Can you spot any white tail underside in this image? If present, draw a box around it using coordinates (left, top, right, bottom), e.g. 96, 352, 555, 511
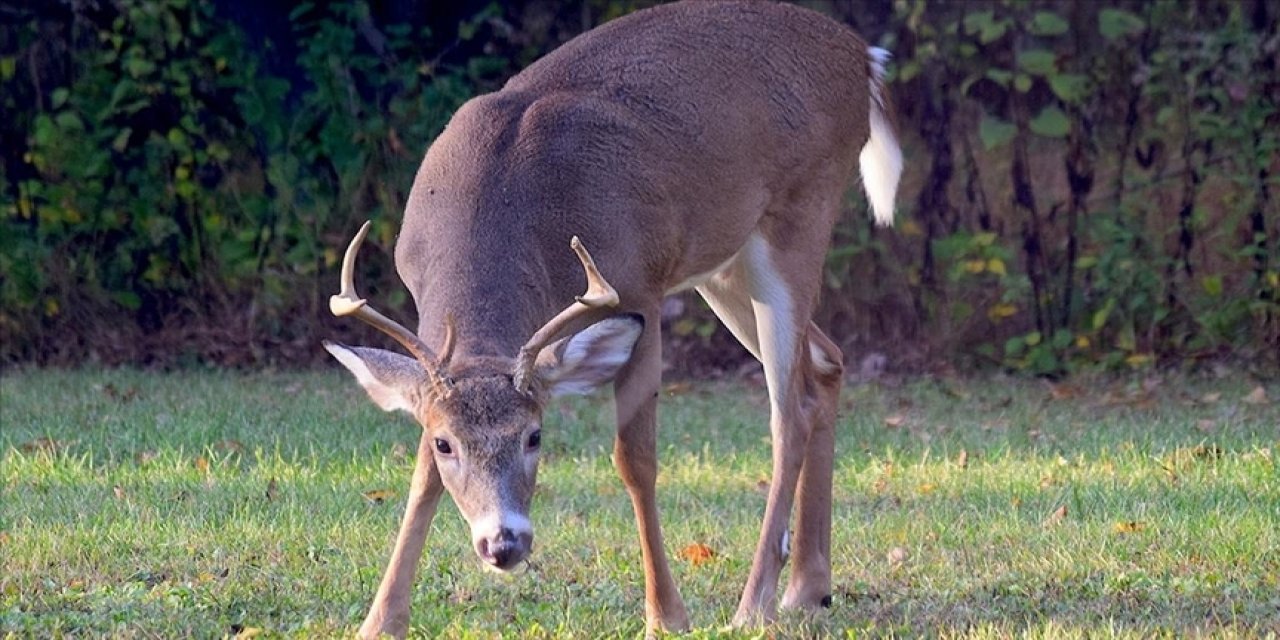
859, 46, 903, 227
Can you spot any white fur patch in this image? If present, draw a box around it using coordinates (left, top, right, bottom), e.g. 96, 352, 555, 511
861, 46, 902, 227
742, 234, 795, 415
323, 342, 414, 414
780, 529, 791, 561
808, 339, 840, 376
469, 510, 533, 543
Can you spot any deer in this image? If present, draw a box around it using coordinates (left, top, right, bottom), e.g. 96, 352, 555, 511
323, 1, 902, 637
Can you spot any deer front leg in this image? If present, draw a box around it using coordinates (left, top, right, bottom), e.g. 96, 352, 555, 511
358, 431, 445, 640
612, 313, 690, 636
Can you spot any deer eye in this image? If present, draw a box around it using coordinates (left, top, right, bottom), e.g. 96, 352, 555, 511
527, 430, 541, 450
434, 438, 453, 455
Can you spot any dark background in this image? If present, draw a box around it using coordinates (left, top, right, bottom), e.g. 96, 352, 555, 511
1, 0, 1276, 376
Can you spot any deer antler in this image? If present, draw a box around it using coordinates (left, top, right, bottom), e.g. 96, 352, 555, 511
512, 236, 619, 393
331, 221, 455, 392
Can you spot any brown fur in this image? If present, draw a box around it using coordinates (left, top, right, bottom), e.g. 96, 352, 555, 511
328, 2, 897, 637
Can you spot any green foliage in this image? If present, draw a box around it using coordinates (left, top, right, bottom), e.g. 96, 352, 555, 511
879, 0, 1280, 374
1, 0, 505, 364
2, 0, 1276, 371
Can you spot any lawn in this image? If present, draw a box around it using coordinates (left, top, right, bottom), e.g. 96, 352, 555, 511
1, 368, 1277, 638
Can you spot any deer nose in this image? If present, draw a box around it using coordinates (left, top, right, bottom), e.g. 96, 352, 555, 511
476, 528, 530, 570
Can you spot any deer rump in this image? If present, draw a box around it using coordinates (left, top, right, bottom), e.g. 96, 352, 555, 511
326, 2, 901, 638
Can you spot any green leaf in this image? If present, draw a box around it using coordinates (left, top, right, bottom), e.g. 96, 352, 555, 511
898, 60, 921, 82
1099, 9, 1145, 41
54, 112, 84, 131
963, 10, 1010, 44
1017, 49, 1057, 76
1156, 105, 1176, 126
1004, 335, 1026, 357
1030, 106, 1070, 138
111, 127, 133, 152
52, 88, 70, 109
1029, 11, 1070, 36
1201, 275, 1223, 296
111, 291, 142, 311
979, 115, 1017, 150
963, 10, 996, 35
124, 57, 156, 78
985, 68, 1014, 87
1051, 329, 1074, 350
1048, 74, 1089, 103
0, 56, 15, 81
1014, 73, 1033, 93
1092, 298, 1115, 331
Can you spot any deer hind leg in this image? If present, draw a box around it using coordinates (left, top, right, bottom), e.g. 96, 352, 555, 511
358, 431, 446, 639
611, 307, 690, 635
781, 322, 843, 611
699, 231, 832, 626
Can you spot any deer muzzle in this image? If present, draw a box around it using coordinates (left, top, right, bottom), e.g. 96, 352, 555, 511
470, 512, 533, 571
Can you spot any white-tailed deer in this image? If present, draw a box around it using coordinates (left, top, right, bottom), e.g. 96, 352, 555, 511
324, 1, 901, 636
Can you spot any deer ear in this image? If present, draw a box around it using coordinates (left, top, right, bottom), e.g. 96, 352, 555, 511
324, 341, 427, 414
536, 315, 644, 397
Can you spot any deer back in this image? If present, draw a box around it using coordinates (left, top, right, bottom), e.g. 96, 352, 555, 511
395, 0, 875, 359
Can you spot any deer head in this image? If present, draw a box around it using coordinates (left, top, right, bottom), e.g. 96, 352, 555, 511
324, 222, 641, 570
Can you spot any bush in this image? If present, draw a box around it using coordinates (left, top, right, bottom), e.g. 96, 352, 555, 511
2, 0, 1276, 372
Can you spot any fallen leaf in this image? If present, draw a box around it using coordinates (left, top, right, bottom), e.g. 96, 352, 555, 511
1113, 521, 1145, 534
1200, 392, 1222, 404
883, 414, 906, 429
678, 543, 716, 566
265, 478, 278, 502
1044, 504, 1068, 526
134, 450, 157, 465
113, 485, 127, 500
194, 456, 210, 474
887, 546, 909, 565
0, 531, 10, 545
1047, 383, 1078, 401
754, 477, 770, 494
1242, 386, 1269, 405
917, 483, 937, 495
235, 626, 263, 639
955, 449, 969, 469
362, 489, 396, 505
664, 381, 694, 396
1010, 496, 1023, 508
1039, 474, 1055, 489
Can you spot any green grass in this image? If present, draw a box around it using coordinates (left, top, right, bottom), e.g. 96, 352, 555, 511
1, 369, 1278, 638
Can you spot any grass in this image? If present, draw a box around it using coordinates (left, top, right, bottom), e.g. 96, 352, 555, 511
1, 368, 1278, 638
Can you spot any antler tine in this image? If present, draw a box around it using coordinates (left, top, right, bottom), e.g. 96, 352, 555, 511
570, 236, 619, 307
512, 236, 619, 393
330, 221, 449, 388
439, 313, 458, 370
